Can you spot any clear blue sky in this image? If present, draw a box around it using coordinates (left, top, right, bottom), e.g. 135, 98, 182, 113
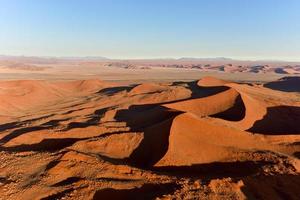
0, 0, 300, 60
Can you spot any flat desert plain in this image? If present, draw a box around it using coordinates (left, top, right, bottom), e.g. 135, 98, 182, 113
0, 59, 300, 199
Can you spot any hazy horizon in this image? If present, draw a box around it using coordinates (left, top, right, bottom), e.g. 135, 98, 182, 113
1, 54, 300, 63
1, 0, 300, 61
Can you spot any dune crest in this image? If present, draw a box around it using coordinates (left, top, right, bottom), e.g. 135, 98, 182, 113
197, 76, 230, 87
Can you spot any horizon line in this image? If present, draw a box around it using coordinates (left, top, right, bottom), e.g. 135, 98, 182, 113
1, 54, 300, 63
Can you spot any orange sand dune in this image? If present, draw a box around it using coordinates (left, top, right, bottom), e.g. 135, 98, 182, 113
163, 88, 243, 118
0, 76, 300, 199
197, 76, 230, 87
128, 83, 168, 96
155, 113, 300, 166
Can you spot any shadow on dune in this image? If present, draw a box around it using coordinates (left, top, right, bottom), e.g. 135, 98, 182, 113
115, 104, 181, 129
210, 95, 246, 121
0, 107, 115, 146
188, 81, 226, 97
97, 86, 135, 96
183, 80, 229, 98
0, 114, 55, 132
93, 182, 179, 200
0, 126, 47, 145
115, 104, 182, 167
40, 188, 74, 200
62, 107, 114, 131
52, 176, 139, 187
247, 106, 300, 135
264, 76, 300, 92
52, 177, 83, 187
152, 161, 271, 179
0, 138, 83, 152
0, 129, 135, 153
293, 151, 300, 159
126, 117, 177, 167
0, 118, 72, 144
0, 121, 21, 132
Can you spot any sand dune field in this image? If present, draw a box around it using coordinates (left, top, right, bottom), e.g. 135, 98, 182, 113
0, 74, 300, 199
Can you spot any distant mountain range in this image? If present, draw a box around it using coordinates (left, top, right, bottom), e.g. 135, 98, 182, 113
0, 55, 299, 65
0, 55, 109, 61
178, 57, 233, 61
1, 55, 300, 75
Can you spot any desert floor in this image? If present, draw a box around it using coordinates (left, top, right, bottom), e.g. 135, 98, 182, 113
0, 64, 290, 83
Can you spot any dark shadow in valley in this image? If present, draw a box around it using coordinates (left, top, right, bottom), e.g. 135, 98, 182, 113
0, 121, 20, 132
210, 95, 246, 121
186, 80, 229, 98
0, 118, 72, 144
0, 114, 55, 133
52, 176, 140, 187
293, 152, 300, 159
241, 174, 300, 200
0, 129, 134, 153
40, 188, 74, 200
0, 138, 83, 152
171, 80, 229, 99
62, 107, 114, 131
152, 161, 271, 180
264, 76, 300, 92
97, 86, 136, 96
115, 103, 182, 167
247, 106, 300, 135
0, 176, 15, 184
93, 182, 180, 200
52, 177, 82, 187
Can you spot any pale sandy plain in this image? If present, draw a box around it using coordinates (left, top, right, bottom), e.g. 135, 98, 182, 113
0, 58, 300, 199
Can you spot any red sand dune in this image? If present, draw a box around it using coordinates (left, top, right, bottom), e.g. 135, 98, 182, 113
0, 76, 300, 199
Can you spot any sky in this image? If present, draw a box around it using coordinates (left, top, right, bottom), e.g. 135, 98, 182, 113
0, 0, 300, 61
